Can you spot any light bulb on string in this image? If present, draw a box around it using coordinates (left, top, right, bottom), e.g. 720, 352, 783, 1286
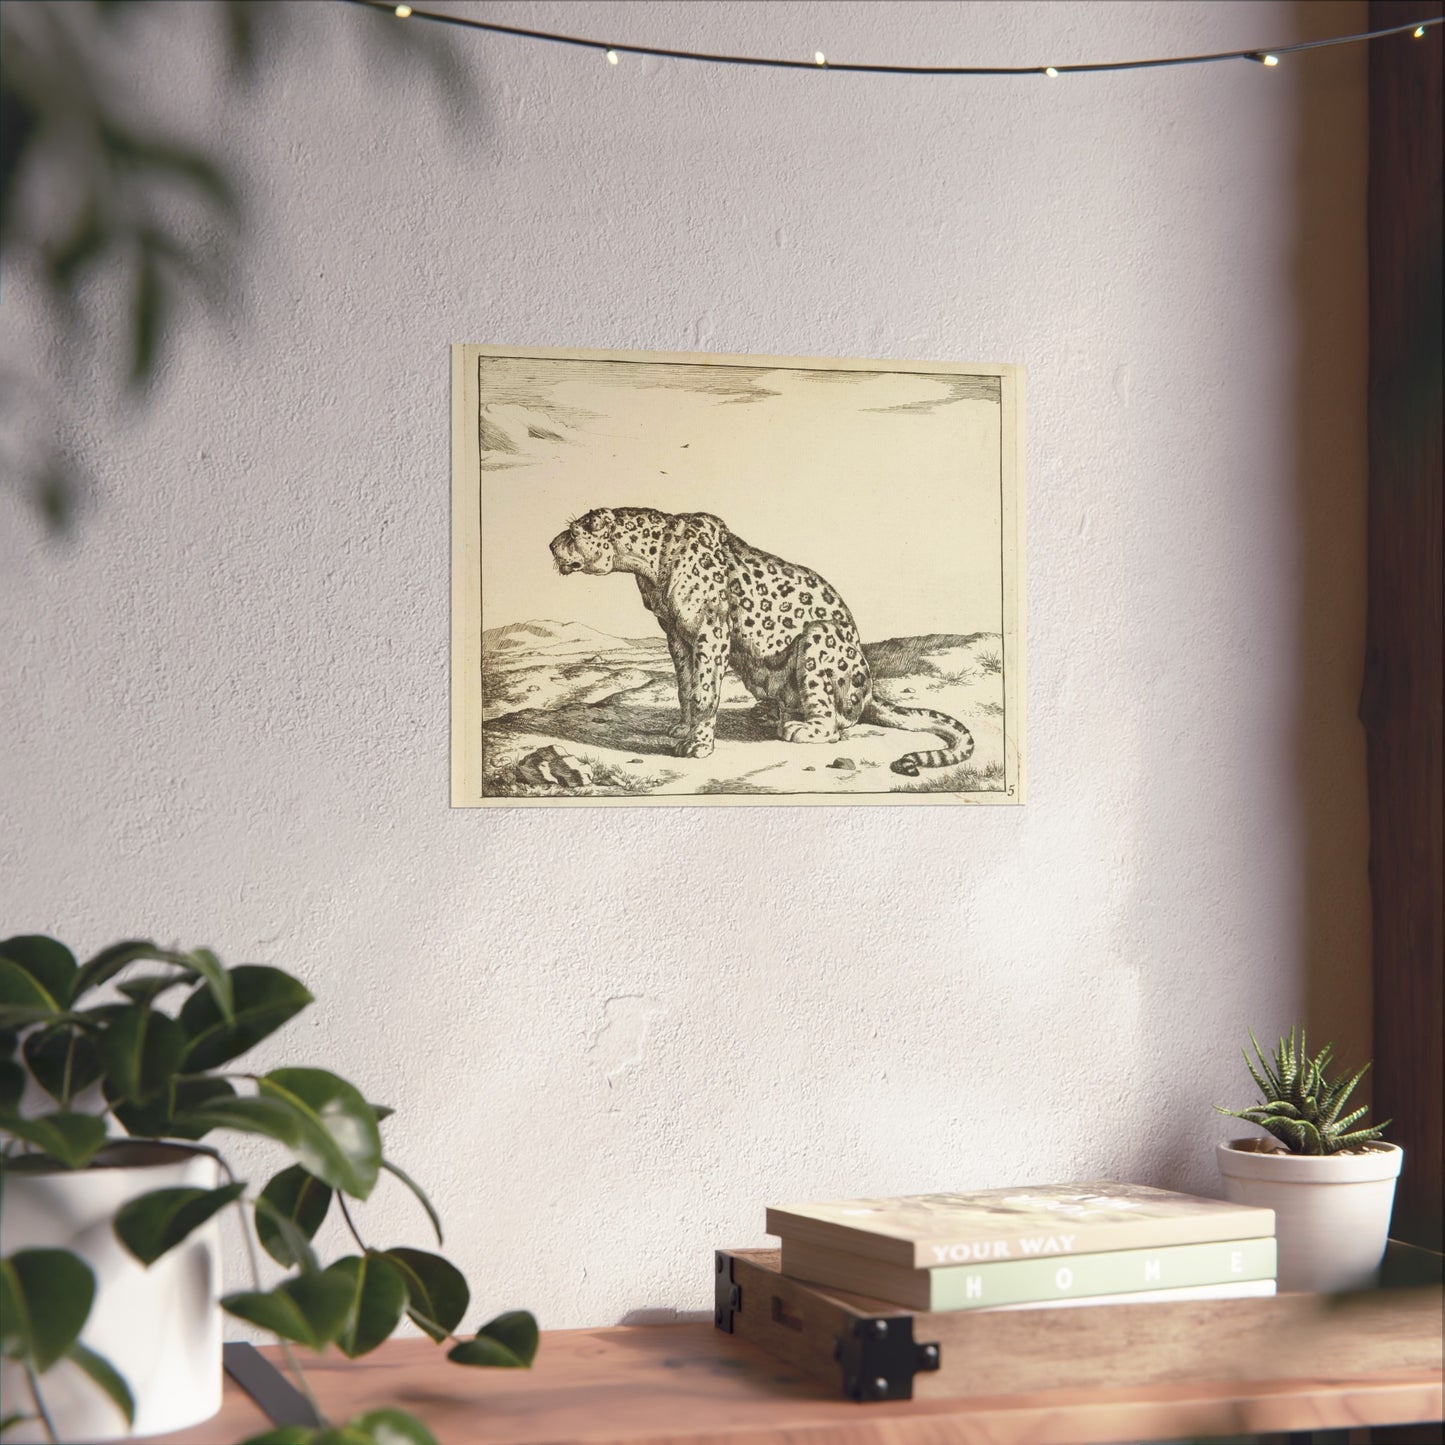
339, 3, 1441, 80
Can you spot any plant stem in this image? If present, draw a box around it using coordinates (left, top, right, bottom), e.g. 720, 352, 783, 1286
337, 1194, 367, 1253
60, 1032, 77, 1110
334, 1195, 463, 1347
217, 1156, 327, 1427
24, 1364, 57, 1444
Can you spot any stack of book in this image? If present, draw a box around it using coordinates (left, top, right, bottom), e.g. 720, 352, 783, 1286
766, 1181, 1277, 1312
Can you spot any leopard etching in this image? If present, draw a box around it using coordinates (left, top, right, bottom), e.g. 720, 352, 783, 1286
548, 507, 975, 775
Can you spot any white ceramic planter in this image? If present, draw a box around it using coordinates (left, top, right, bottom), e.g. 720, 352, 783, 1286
0, 1141, 224, 1442
1216, 1137, 1403, 1293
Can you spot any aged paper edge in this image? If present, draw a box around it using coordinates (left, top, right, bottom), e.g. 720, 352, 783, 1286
450, 343, 1026, 809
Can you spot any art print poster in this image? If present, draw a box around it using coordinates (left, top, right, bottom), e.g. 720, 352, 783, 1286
451, 345, 1024, 807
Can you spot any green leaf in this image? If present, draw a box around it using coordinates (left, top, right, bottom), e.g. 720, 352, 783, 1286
370, 1103, 394, 1122
326, 1253, 407, 1359
1330, 1104, 1371, 1134
23, 1026, 102, 1103
178, 1081, 380, 1200
309, 1430, 374, 1445
171, 1094, 310, 1156
179, 966, 312, 1071
0, 938, 76, 1008
168, 1077, 240, 1128
478, 1309, 538, 1365
0, 1249, 95, 1370
252, 1196, 321, 1277
115, 975, 191, 1008
98, 1006, 187, 1103
1332, 1121, 1392, 1151
0, 1060, 25, 1114
182, 948, 233, 1023
1, 1414, 36, 1435
113, 1182, 245, 1265
382, 1248, 468, 1342
0, 960, 60, 1027
447, 1310, 538, 1368
380, 1158, 442, 1246
258, 1070, 381, 1200
223, 1273, 353, 1351
0, 1260, 23, 1358
73, 1003, 131, 1031
0, 1112, 108, 1168
110, 1075, 239, 1142
72, 941, 179, 1000
351, 1409, 441, 1445
237, 1431, 314, 1445
256, 1165, 332, 1268
67, 1340, 135, 1426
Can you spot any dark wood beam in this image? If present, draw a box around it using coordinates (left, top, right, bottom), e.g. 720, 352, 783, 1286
1364, 0, 1443, 1264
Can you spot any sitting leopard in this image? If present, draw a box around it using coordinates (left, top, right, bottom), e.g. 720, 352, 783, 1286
548, 506, 975, 776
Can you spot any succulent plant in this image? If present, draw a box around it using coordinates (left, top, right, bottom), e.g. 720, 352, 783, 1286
1216, 1025, 1391, 1156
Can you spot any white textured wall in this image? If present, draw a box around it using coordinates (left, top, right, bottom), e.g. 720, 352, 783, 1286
0, 1, 1370, 1330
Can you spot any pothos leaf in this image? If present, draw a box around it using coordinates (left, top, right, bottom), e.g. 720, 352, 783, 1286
256, 1165, 332, 1269
67, 1340, 135, 1426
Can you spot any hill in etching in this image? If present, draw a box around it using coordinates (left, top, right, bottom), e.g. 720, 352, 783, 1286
479, 622, 1007, 799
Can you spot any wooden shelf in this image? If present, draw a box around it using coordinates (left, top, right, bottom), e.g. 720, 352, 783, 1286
149, 1317, 1442, 1445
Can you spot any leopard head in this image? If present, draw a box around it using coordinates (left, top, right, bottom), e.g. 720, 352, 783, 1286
550, 508, 617, 576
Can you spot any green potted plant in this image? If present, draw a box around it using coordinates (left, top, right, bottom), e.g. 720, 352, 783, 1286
1215, 1025, 1402, 1293
0, 934, 537, 1444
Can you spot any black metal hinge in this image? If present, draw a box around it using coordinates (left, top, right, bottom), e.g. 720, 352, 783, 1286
833, 1313, 941, 1401
714, 1250, 742, 1332
222, 1341, 320, 1427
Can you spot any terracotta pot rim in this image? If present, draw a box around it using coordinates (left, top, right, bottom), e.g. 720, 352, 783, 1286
2, 1138, 216, 1175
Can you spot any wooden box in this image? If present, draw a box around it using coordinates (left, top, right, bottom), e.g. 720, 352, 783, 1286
715, 1243, 1445, 1403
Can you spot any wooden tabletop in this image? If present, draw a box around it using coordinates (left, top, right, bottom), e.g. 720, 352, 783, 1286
149, 1321, 1444, 1445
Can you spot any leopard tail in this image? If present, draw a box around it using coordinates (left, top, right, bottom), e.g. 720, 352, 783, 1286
861, 696, 976, 776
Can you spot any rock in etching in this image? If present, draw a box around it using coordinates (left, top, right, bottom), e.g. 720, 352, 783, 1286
513, 745, 594, 790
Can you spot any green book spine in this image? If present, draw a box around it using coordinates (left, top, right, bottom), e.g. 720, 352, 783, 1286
929, 1236, 1277, 1309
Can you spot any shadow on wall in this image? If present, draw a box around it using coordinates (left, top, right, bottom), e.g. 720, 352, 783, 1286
1134, 0, 1373, 1196
1287, 0, 1372, 1092
0, 0, 473, 535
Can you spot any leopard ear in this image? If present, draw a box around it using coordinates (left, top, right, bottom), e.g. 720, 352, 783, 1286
581, 508, 615, 536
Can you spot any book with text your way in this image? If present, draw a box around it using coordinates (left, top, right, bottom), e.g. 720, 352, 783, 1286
766, 1180, 1275, 1274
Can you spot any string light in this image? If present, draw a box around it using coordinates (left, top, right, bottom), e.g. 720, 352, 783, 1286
338, 2, 1443, 78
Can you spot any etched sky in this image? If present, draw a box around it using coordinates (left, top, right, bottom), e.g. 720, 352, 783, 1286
477, 355, 1004, 643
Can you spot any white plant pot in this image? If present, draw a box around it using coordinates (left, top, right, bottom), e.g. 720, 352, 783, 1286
0, 1141, 224, 1442
1216, 1137, 1403, 1293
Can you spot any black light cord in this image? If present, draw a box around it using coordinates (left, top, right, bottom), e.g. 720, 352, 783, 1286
338, 1, 1441, 77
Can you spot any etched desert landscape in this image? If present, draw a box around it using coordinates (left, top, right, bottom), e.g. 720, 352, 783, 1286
479, 620, 1008, 798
